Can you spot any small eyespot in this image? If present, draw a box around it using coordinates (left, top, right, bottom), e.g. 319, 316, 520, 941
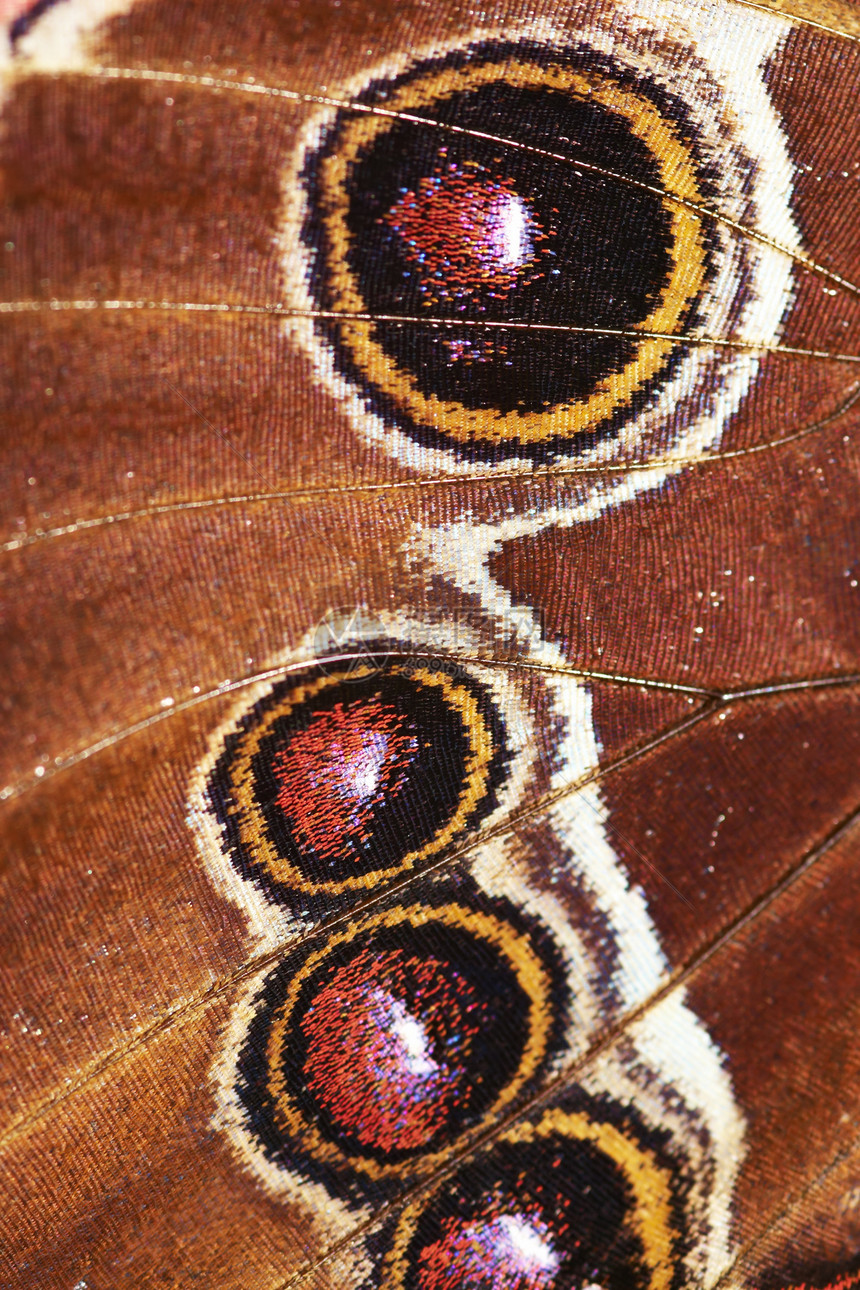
203, 655, 511, 906
379, 1101, 683, 1290
231, 884, 571, 1197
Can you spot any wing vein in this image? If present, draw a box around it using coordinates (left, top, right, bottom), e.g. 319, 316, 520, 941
4, 374, 860, 561
0, 699, 719, 1151
14, 60, 860, 301
3, 298, 859, 365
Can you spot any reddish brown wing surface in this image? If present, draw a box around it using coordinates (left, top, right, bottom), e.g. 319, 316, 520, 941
1, 1, 859, 1287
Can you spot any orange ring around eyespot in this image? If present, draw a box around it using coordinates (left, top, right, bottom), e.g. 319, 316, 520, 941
316, 56, 709, 447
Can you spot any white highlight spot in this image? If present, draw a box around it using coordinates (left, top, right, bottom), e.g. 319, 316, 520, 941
495, 1214, 560, 1279
494, 192, 533, 269
334, 729, 389, 802
384, 995, 437, 1078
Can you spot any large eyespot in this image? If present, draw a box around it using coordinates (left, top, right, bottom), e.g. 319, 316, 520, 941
299, 46, 712, 457
199, 653, 513, 906
284, 23, 797, 472
379, 1102, 683, 1290
227, 884, 571, 1198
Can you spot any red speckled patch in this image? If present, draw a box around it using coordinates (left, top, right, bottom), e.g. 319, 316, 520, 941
271, 698, 419, 866
300, 946, 481, 1155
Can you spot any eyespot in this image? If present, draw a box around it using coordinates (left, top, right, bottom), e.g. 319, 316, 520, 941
201, 654, 512, 906
229, 883, 572, 1198
284, 22, 797, 472
378, 1101, 683, 1290
299, 44, 712, 459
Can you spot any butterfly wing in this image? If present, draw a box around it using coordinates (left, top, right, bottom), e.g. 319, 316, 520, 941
1, 1, 859, 1286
